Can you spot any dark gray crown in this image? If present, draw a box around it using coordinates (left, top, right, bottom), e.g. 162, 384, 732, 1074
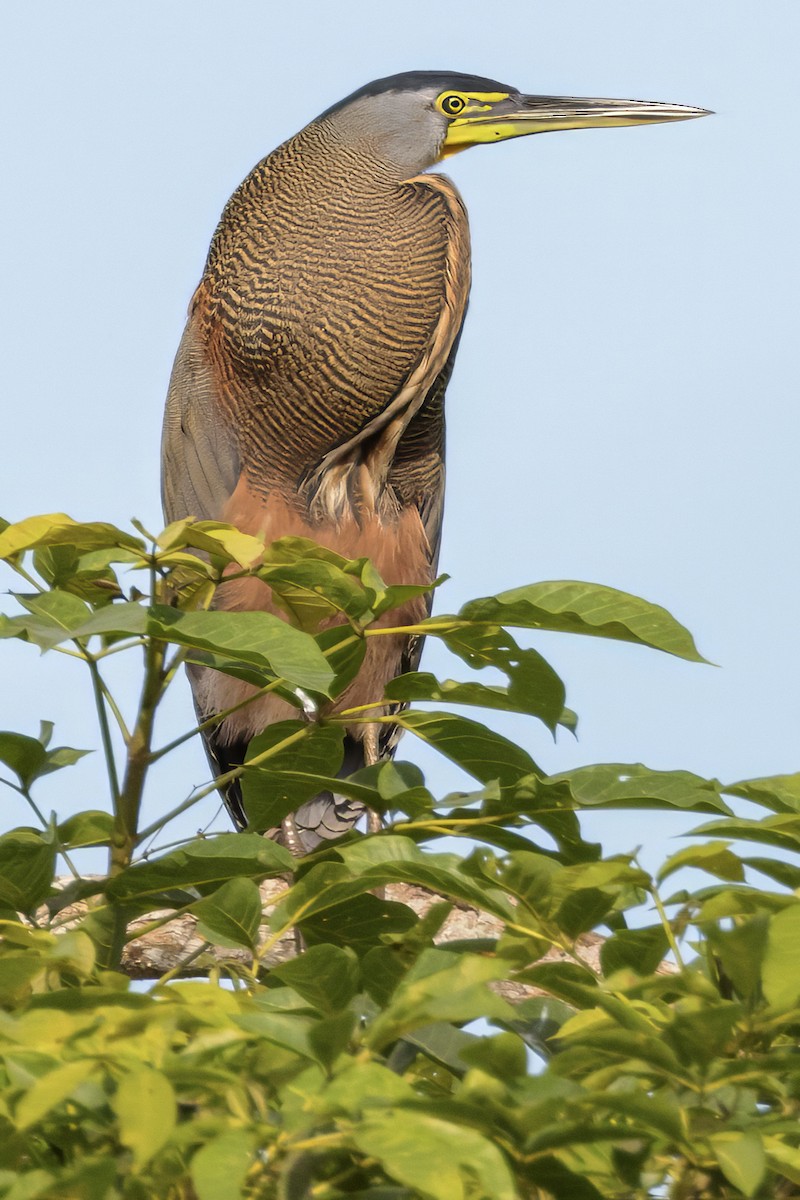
317, 71, 518, 121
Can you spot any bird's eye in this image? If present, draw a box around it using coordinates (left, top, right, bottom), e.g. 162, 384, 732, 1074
439, 93, 466, 116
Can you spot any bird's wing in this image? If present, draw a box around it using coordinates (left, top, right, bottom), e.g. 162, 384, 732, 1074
161, 302, 240, 525
161, 299, 250, 826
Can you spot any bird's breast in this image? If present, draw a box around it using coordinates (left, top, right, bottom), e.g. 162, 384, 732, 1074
200, 145, 467, 494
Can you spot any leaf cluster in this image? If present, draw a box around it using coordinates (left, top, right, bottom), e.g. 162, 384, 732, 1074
0, 514, 798, 1199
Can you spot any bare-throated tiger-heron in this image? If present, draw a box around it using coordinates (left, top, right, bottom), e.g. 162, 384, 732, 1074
161, 71, 708, 851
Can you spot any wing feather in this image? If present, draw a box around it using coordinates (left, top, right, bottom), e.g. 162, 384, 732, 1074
161, 309, 240, 523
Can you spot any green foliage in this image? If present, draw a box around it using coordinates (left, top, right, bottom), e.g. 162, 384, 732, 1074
0, 513, 798, 1198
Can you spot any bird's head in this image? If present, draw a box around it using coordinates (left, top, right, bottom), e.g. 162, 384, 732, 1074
317, 70, 710, 177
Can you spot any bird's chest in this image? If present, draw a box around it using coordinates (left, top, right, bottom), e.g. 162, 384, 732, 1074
228, 189, 445, 356
208, 184, 451, 445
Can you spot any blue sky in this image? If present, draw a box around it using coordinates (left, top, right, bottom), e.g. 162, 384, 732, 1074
2, 2, 798, 866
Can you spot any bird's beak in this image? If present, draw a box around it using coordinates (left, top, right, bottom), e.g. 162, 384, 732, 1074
441, 94, 711, 155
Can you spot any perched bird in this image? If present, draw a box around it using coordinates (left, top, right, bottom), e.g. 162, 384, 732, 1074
162, 71, 707, 850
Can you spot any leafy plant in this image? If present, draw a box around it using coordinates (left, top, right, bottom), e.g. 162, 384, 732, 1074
0, 512, 798, 1199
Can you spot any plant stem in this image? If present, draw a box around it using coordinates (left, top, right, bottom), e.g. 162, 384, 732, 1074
111, 637, 166, 874
650, 880, 686, 971
148, 676, 288, 763
86, 655, 121, 808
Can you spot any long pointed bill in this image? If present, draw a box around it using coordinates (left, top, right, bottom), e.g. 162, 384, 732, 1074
442, 94, 711, 154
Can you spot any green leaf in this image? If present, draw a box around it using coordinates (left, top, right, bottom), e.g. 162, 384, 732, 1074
302, 893, 418, 955
763, 1138, 800, 1186
260, 558, 374, 631
546, 763, 730, 814
191, 877, 263, 951
366, 949, 514, 1050
657, 841, 745, 884
689, 813, 800, 854
665, 1003, 742, 1068
741, 857, 800, 889
63, 601, 148, 640
508, 996, 577, 1058
459, 1031, 528, 1079
0, 956, 48, 1004
385, 653, 565, 732
147, 606, 335, 696
709, 1132, 766, 1198
15, 1059, 97, 1129
315, 623, 366, 696
32, 543, 127, 606
268, 944, 360, 1014
727, 772, 800, 814
0, 732, 49, 789
762, 904, 800, 1009
397, 709, 540, 787
353, 1109, 516, 1200
56, 810, 113, 849
190, 1130, 254, 1200
15, 591, 92, 646
233, 1010, 316, 1061
600, 926, 670, 977
424, 623, 568, 734
269, 862, 374, 930
272, 841, 510, 939
0, 831, 56, 910
458, 579, 705, 662
0, 514, 144, 559
0, 729, 90, 790
0, 599, 147, 649
524, 1157, 605, 1200
0, 1170, 55, 1200
113, 1066, 176, 1169
308, 1009, 357, 1070
157, 519, 266, 567
241, 721, 345, 830
337, 837, 513, 916
106, 833, 293, 902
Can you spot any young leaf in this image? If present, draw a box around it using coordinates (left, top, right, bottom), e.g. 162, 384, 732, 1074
0, 730, 88, 790
0, 514, 144, 559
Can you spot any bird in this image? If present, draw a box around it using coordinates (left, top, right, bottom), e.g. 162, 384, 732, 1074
161, 70, 708, 852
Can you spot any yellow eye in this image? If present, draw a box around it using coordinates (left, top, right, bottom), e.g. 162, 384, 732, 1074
439, 93, 466, 117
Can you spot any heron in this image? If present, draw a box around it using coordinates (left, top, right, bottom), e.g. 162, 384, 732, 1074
161, 71, 708, 851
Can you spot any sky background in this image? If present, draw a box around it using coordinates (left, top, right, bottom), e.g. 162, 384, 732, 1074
2, 2, 798, 871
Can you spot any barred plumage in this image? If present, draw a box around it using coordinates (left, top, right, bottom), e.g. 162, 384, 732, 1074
161, 71, 708, 849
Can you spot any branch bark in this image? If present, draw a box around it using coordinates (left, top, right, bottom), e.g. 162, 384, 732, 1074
49, 877, 676, 993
